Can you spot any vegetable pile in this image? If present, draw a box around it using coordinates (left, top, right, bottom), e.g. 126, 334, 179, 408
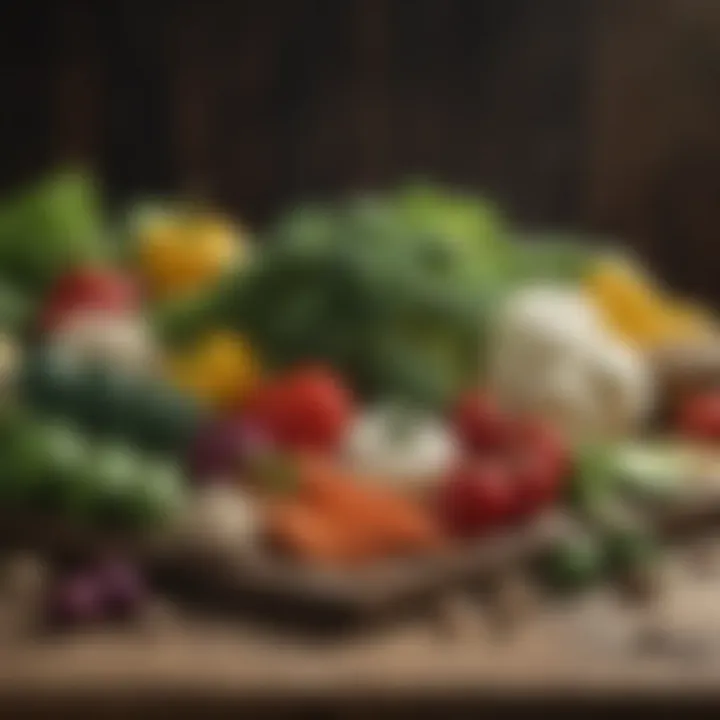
1, 169, 719, 630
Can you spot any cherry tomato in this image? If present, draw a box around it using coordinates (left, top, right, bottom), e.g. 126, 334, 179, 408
502, 418, 569, 519
511, 418, 569, 478
451, 390, 512, 454
244, 365, 353, 451
510, 448, 562, 518
40, 267, 140, 333
677, 392, 720, 442
437, 460, 516, 538
54, 268, 138, 306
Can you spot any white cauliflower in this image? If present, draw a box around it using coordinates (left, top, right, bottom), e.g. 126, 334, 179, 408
488, 285, 654, 440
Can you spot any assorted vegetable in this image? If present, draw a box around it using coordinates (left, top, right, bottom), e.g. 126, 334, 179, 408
0, 412, 186, 529
20, 346, 202, 453
437, 414, 568, 538
0, 169, 718, 632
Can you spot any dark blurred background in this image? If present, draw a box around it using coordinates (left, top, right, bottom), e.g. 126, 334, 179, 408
1, 0, 719, 299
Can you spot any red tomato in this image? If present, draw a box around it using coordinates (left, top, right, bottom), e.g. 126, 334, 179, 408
678, 392, 720, 442
40, 267, 140, 333
451, 391, 512, 454
504, 418, 569, 519
437, 460, 516, 538
510, 448, 563, 518
244, 365, 353, 451
511, 418, 569, 479
53, 267, 138, 303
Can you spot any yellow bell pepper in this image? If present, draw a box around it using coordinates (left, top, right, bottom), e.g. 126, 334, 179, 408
138, 213, 246, 300
659, 301, 717, 342
166, 331, 261, 411
585, 258, 717, 349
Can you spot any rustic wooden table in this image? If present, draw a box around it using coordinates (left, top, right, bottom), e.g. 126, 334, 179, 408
5, 546, 720, 717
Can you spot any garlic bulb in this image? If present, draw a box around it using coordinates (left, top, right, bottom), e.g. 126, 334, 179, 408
50, 310, 159, 374
344, 403, 457, 492
175, 484, 260, 558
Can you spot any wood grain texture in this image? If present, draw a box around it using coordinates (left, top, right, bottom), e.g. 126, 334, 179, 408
589, 0, 720, 301
0, 1, 591, 222
7, 558, 720, 713
0, 6, 53, 191
8, 541, 720, 713
50, 3, 103, 173
0, 0, 719, 304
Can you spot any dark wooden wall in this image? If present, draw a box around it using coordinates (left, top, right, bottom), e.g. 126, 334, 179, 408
590, 0, 720, 301
0, 0, 719, 300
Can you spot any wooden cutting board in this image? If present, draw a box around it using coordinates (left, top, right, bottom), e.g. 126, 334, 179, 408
8, 446, 720, 635
0, 509, 566, 632
152, 513, 566, 632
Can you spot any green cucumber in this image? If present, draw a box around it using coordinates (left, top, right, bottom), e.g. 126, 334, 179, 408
0, 417, 57, 507
589, 499, 659, 575
568, 442, 619, 511
22, 348, 203, 454
611, 443, 686, 500
86, 442, 147, 529
542, 531, 606, 592
86, 443, 186, 530
604, 528, 658, 574
20, 345, 82, 415
130, 378, 202, 454
128, 457, 186, 529
71, 364, 138, 437
24, 421, 89, 512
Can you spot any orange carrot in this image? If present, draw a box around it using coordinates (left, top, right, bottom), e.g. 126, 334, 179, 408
265, 501, 354, 566
262, 452, 445, 566
294, 453, 444, 555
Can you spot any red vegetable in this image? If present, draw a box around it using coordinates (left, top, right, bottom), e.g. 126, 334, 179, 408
678, 392, 720, 442
437, 460, 516, 538
245, 365, 353, 451
39, 267, 140, 333
439, 413, 569, 536
507, 418, 568, 517
512, 419, 568, 478
510, 448, 562, 518
451, 390, 512, 454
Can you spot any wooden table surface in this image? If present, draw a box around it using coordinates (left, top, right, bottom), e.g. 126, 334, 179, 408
5, 549, 720, 716
4, 534, 720, 719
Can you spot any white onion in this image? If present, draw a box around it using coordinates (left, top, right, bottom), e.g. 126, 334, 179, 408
344, 404, 457, 492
